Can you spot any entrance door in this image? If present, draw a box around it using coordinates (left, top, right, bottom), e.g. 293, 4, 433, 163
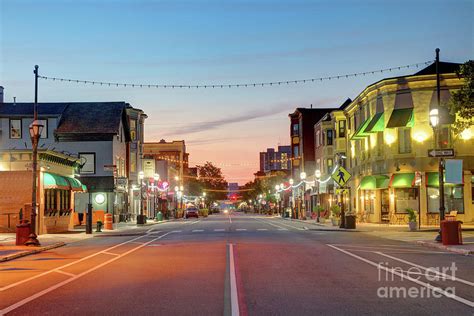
381, 189, 390, 223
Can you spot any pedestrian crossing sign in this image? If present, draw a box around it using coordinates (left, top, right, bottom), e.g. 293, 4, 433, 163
332, 166, 351, 187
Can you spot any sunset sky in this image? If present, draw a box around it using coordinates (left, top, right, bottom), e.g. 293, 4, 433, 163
1, 0, 472, 184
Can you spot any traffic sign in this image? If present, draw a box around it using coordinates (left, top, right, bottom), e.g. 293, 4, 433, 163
428, 148, 454, 158
332, 166, 351, 187
335, 188, 348, 194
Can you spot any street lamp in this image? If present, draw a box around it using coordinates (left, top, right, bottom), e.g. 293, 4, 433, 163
25, 65, 43, 247
315, 169, 321, 222
432, 48, 446, 242
153, 173, 159, 218
137, 171, 145, 224
25, 120, 44, 246
299, 172, 307, 219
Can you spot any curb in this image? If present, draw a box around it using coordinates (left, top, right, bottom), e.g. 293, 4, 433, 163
0, 242, 66, 263
416, 241, 473, 255
281, 218, 359, 232
94, 233, 145, 237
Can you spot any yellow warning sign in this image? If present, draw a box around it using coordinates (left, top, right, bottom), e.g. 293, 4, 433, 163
332, 166, 351, 187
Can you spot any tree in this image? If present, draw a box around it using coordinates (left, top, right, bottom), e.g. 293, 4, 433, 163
196, 162, 228, 203
449, 60, 474, 137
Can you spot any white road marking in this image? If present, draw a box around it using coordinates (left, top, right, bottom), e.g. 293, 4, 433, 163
0, 234, 148, 292
192, 229, 204, 232
376, 251, 474, 287
189, 220, 201, 225
257, 228, 268, 231
147, 244, 162, 247
214, 229, 225, 232
102, 251, 120, 256
228, 243, 240, 316
327, 244, 474, 308
235, 229, 247, 231
171, 230, 182, 233
254, 218, 288, 230
1, 232, 173, 315
54, 270, 76, 277
130, 241, 145, 244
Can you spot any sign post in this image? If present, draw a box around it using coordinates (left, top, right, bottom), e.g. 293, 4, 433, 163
332, 166, 351, 228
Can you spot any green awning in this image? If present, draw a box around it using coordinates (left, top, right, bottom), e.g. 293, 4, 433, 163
360, 175, 390, 190
390, 173, 415, 188
426, 172, 462, 187
365, 112, 384, 133
351, 117, 372, 140
65, 176, 84, 191
386, 108, 414, 128
43, 173, 70, 190
82, 184, 88, 192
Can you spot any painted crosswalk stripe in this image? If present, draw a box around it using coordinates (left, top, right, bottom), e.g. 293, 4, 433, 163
235, 229, 247, 231
257, 228, 268, 231
214, 229, 225, 232
192, 229, 204, 232
277, 228, 288, 231
171, 230, 182, 233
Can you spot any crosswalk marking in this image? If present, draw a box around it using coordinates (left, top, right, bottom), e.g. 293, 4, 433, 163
235, 229, 247, 231
257, 228, 268, 231
214, 229, 225, 232
192, 229, 204, 232
278, 228, 288, 231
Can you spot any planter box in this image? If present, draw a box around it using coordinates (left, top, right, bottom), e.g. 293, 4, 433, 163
331, 218, 340, 226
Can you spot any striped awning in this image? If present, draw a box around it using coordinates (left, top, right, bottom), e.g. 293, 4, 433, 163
386, 108, 414, 128
364, 112, 384, 133
351, 118, 372, 140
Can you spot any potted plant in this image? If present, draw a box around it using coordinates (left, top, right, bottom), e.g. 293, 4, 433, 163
330, 205, 341, 226
313, 205, 325, 221
406, 208, 417, 231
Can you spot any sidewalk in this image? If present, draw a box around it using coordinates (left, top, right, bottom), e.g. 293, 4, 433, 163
282, 217, 474, 255
0, 219, 169, 262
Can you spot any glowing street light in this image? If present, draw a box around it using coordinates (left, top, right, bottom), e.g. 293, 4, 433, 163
300, 172, 307, 180
137, 171, 146, 225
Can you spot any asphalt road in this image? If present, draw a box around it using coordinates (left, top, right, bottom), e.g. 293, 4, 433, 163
1, 213, 473, 315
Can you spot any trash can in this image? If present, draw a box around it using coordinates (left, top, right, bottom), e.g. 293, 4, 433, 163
156, 211, 163, 222
16, 221, 31, 245
345, 215, 356, 229
441, 220, 462, 245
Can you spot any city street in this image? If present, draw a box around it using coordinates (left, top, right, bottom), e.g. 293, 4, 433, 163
1, 213, 473, 315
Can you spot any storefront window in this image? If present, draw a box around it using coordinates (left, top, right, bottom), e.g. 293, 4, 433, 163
398, 128, 411, 154
395, 188, 419, 213
363, 190, 375, 214
427, 186, 464, 213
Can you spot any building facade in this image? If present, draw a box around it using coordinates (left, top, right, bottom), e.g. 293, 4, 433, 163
259, 146, 291, 174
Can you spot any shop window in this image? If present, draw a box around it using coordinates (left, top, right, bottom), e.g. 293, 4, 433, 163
338, 120, 346, 138
398, 128, 411, 154
9, 119, 22, 139
79, 153, 96, 174
327, 129, 333, 145
395, 188, 419, 213
427, 186, 464, 213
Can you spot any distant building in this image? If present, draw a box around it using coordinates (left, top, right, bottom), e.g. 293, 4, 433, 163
259, 146, 291, 174
227, 182, 239, 200
0, 97, 143, 232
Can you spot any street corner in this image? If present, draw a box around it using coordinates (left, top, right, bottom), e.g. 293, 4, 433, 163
0, 242, 66, 263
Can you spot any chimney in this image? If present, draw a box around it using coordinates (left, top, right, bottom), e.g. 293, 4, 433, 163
0, 86, 4, 103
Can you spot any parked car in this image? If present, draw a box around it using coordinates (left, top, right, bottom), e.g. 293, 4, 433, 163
184, 207, 199, 219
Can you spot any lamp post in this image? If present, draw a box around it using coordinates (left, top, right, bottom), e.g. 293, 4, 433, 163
153, 173, 159, 218
289, 178, 294, 218
300, 172, 307, 219
137, 171, 145, 224
25, 65, 43, 247
174, 186, 179, 218
315, 169, 321, 222
180, 185, 184, 210
431, 48, 446, 242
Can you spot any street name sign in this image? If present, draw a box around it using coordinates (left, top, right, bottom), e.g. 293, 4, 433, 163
332, 166, 351, 187
427, 148, 454, 158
